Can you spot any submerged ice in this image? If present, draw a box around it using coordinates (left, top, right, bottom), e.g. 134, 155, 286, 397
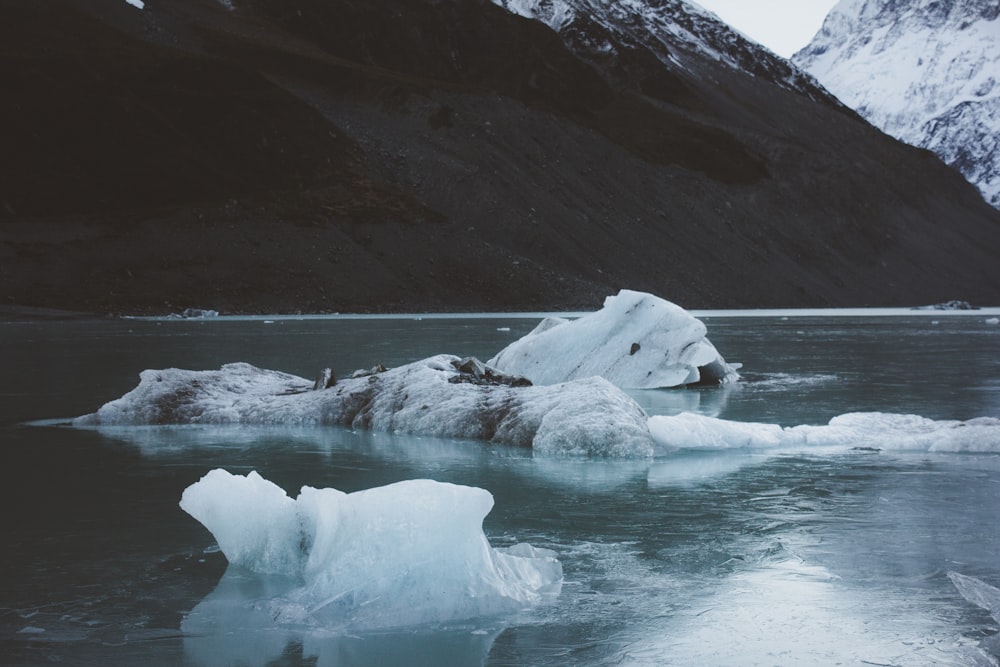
179, 470, 562, 630
489, 289, 739, 389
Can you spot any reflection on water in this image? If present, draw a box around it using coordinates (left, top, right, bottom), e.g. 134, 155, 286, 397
183, 567, 505, 667
3, 312, 999, 666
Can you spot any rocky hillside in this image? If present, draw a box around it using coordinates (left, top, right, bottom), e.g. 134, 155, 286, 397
794, 0, 1000, 209
2, 0, 999, 315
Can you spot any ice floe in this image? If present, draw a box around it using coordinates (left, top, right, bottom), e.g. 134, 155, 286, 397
488, 289, 739, 389
649, 411, 1000, 453
75, 355, 656, 457
179, 470, 562, 631
73, 361, 1000, 457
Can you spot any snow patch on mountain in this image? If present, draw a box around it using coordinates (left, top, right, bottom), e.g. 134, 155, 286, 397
794, 0, 1000, 208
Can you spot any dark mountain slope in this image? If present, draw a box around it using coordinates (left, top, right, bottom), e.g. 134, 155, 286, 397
2, 0, 998, 314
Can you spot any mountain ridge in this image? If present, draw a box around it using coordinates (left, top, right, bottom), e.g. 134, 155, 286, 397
2, 0, 999, 315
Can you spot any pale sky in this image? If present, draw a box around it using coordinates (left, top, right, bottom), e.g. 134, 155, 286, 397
693, 0, 841, 58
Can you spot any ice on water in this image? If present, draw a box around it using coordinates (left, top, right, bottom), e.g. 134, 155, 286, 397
489, 289, 739, 389
74, 355, 656, 456
74, 363, 1000, 456
649, 411, 1000, 453
180, 470, 562, 631
73, 289, 999, 456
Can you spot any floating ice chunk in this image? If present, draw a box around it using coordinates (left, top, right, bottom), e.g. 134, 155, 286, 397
180, 308, 219, 319
791, 413, 1000, 453
648, 411, 1000, 453
180, 470, 562, 630
74, 355, 656, 457
912, 300, 980, 310
124, 0, 143, 8
648, 412, 786, 451
179, 470, 301, 575
987, 317, 1000, 325
488, 290, 738, 389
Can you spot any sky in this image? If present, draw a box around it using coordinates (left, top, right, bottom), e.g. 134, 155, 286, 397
693, 0, 841, 58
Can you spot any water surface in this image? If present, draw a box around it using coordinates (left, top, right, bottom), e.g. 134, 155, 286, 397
2, 311, 999, 665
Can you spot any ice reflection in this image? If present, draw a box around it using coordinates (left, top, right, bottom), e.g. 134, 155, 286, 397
76, 423, 500, 464
527, 458, 649, 491
646, 451, 766, 488
183, 568, 503, 667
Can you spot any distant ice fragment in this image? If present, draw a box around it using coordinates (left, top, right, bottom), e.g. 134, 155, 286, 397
180, 470, 562, 630
183, 308, 218, 318
166, 308, 219, 319
124, 0, 143, 8
488, 290, 739, 389
74, 355, 656, 456
911, 300, 980, 310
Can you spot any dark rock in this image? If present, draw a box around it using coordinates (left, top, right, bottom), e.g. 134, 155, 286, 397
691, 360, 734, 386
629, 342, 641, 356
351, 363, 388, 378
449, 357, 532, 387
313, 368, 336, 390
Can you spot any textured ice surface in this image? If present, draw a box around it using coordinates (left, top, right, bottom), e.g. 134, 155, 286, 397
489, 290, 738, 389
649, 411, 1000, 453
74, 355, 656, 456
948, 572, 1000, 664
180, 470, 562, 630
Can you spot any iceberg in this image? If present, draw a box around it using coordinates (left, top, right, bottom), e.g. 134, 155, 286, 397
179, 470, 562, 631
488, 290, 739, 389
648, 411, 1000, 453
74, 355, 656, 457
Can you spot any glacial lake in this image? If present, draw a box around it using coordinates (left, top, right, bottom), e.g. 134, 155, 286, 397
2, 309, 1000, 666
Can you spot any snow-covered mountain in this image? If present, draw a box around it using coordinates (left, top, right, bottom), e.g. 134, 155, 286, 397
492, 0, 831, 101
794, 0, 1000, 208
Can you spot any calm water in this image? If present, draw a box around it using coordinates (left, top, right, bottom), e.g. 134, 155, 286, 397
2, 311, 1000, 666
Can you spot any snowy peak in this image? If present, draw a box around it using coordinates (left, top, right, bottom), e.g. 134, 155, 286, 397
491, 0, 831, 101
794, 0, 1000, 208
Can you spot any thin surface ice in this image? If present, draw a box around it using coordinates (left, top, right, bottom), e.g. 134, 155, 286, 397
179, 470, 563, 631
948, 572, 1000, 664
489, 290, 738, 389
649, 411, 1000, 453
73, 355, 656, 456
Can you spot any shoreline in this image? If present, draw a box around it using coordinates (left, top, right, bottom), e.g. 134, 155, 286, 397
7, 307, 999, 323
